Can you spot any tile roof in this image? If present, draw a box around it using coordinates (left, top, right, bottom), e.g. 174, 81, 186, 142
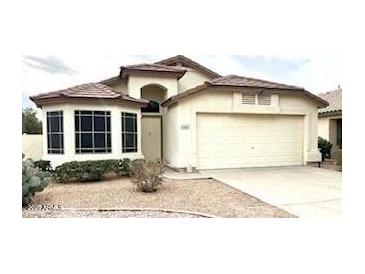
207, 75, 305, 90
120, 63, 187, 79
30, 83, 147, 107
98, 76, 120, 86
162, 75, 328, 107
155, 55, 221, 78
122, 63, 187, 73
317, 88, 342, 114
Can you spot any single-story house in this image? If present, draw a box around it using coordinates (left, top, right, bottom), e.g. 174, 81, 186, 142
317, 87, 342, 157
30, 55, 328, 170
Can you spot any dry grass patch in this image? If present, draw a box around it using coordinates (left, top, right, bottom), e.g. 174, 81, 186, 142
24, 178, 295, 218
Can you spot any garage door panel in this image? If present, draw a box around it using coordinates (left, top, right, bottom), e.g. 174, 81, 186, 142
197, 114, 303, 169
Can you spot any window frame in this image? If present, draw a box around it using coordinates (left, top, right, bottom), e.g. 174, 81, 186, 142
47, 111, 64, 154
121, 112, 138, 153
74, 110, 112, 154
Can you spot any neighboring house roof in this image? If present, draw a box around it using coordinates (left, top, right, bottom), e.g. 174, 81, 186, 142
162, 75, 328, 107
120, 63, 187, 79
30, 83, 147, 108
317, 88, 342, 115
155, 55, 221, 79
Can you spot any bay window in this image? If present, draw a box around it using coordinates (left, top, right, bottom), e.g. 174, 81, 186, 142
75, 110, 111, 153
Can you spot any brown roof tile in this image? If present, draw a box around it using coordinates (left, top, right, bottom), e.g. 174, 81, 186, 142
155, 55, 221, 78
120, 63, 187, 79
162, 75, 328, 108
318, 88, 342, 114
208, 75, 305, 90
123, 63, 187, 73
30, 83, 147, 107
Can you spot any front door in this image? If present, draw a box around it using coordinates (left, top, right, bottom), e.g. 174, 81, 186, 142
141, 116, 162, 161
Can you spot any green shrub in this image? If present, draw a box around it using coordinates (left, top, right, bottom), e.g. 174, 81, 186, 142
318, 137, 333, 161
54, 159, 133, 183
34, 160, 52, 172
131, 160, 166, 193
22, 158, 51, 206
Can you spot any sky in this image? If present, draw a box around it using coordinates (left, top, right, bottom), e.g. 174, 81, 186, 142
22, 54, 342, 110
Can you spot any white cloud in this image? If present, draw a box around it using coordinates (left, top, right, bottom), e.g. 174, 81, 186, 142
287, 56, 342, 93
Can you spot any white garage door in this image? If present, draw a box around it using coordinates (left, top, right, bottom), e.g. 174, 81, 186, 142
197, 113, 303, 169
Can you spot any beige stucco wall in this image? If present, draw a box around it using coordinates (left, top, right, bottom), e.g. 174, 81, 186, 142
177, 68, 212, 93
41, 99, 143, 168
162, 89, 321, 169
127, 75, 178, 99
107, 67, 212, 98
22, 134, 43, 160
318, 117, 330, 140
108, 79, 128, 94
162, 104, 179, 167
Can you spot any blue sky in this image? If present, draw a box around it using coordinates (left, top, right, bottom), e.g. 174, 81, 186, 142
22, 55, 342, 109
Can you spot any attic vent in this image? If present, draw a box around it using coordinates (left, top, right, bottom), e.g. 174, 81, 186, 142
242, 93, 256, 105
258, 94, 271, 105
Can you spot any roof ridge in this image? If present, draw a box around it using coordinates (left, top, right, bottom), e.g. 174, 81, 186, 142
155, 55, 221, 78
123, 63, 186, 70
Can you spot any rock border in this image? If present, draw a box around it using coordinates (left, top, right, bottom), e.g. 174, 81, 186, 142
58, 207, 218, 218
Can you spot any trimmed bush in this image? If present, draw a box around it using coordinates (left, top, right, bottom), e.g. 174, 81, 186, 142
54, 159, 132, 183
22, 158, 51, 206
131, 159, 166, 193
34, 160, 52, 172
318, 137, 333, 161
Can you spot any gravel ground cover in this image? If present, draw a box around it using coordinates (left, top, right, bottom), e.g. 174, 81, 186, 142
23, 209, 202, 218
23, 178, 295, 218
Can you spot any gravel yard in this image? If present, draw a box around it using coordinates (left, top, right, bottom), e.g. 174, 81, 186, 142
23, 178, 295, 218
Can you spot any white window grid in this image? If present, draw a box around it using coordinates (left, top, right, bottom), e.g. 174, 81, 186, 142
47, 111, 64, 154
75, 110, 111, 154
121, 112, 137, 153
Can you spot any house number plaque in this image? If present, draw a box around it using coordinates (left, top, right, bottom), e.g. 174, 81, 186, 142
181, 124, 190, 130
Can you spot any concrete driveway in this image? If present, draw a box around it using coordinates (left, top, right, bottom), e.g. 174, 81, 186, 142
200, 166, 341, 218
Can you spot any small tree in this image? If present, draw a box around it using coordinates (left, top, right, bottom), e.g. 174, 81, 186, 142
22, 108, 42, 134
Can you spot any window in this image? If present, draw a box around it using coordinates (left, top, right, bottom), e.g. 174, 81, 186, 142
141, 100, 160, 113
47, 111, 64, 154
75, 110, 111, 153
242, 93, 256, 105
258, 94, 271, 105
122, 112, 137, 153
